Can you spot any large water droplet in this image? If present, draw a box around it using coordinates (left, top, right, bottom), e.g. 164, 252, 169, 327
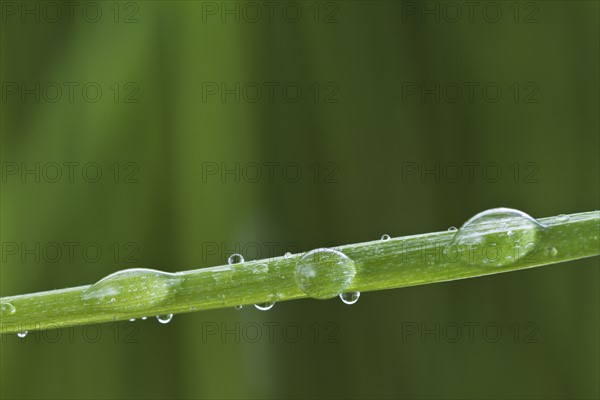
228, 253, 244, 265
295, 248, 357, 299
451, 208, 544, 267
17, 331, 28, 338
339, 291, 360, 305
156, 314, 173, 324
82, 268, 181, 311
254, 302, 275, 311
0, 302, 16, 317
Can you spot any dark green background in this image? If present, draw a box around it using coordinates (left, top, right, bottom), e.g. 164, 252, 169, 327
1, 1, 598, 399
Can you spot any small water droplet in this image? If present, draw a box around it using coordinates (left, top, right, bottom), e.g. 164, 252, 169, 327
339, 291, 361, 305
17, 331, 28, 338
284, 252, 293, 259
142, 317, 147, 320
381, 234, 391, 241
110, 298, 116, 303
452, 208, 544, 267
447, 226, 457, 232
156, 314, 173, 324
545, 246, 558, 257
556, 214, 570, 222
254, 302, 275, 311
295, 248, 357, 299
228, 253, 244, 265
0, 302, 16, 317
234, 305, 243, 310
129, 318, 136, 322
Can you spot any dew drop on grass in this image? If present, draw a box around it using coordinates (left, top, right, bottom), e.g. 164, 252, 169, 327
381, 234, 391, 241
234, 305, 243, 310
0, 302, 16, 317
254, 302, 275, 311
156, 314, 173, 324
82, 268, 181, 311
142, 317, 148, 320
556, 214, 570, 222
295, 248, 357, 299
129, 318, 136, 322
339, 291, 360, 305
451, 208, 544, 267
17, 331, 28, 338
284, 252, 293, 259
228, 253, 244, 265
447, 226, 458, 232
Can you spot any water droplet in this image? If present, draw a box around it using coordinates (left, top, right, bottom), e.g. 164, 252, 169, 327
284, 252, 293, 259
381, 234, 391, 241
545, 246, 558, 257
142, 317, 148, 320
234, 305, 243, 310
452, 208, 544, 267
129, 318, 136, 322
156, 314, 173, 324
17, 331, 28, 338
447, 226, 458, 232
82, 268, 181, 311
228, 253, 244, 265
254, 302, 275, 311
339, 291, 361, 305
556, 214, 570, 222
0, 302, 16, 317
295, 248, 357, 299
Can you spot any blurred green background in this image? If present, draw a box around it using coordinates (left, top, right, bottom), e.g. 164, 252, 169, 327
1, 1, 598, 399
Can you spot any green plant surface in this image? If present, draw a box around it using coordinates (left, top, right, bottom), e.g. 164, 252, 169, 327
1, 208, 598, 335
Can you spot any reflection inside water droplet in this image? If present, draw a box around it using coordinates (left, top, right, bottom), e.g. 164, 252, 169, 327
254, 302, 275, 311
228, 253, 244, 265
295, 248, 356, 299
156, 314, 173, 324
339, 291, 360, 305
451, 207, 544, 267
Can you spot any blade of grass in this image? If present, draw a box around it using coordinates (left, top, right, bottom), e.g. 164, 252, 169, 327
1, 209, 598, 334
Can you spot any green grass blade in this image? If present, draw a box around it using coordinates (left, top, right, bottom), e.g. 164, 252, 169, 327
1, 209, 598, 335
